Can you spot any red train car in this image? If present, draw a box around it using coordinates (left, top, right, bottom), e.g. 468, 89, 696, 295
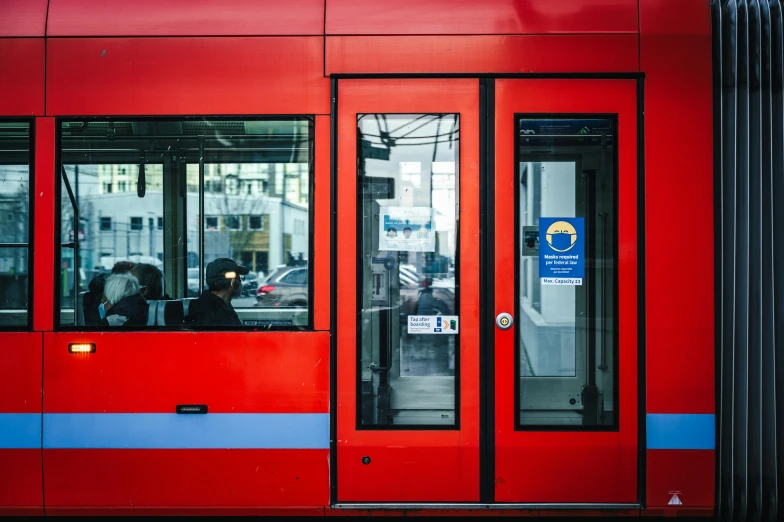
0, 0, 719, 517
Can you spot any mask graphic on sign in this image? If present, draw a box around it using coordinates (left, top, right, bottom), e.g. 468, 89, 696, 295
545, 220, 578, 252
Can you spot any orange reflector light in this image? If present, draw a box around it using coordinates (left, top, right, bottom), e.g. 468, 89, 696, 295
68, 343, 96, 354
224, 271, 237, 279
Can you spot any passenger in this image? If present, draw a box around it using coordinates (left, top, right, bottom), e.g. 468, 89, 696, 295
111, 260, 136, 274
100, 273, 148, 327
82, 260, 135, 324
186, 258, 248, 327
131, 263, 170, 301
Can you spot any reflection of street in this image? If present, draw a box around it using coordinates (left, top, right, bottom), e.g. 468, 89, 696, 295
398, 326, 455, 377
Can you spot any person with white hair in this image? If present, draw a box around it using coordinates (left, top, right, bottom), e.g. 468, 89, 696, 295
100, 273, 148, 327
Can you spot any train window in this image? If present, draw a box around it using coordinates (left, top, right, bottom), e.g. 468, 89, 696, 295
517, 116, 617, 429
0, 121, 31, 328
57, 118, 312, 330
357, 114, 459, 428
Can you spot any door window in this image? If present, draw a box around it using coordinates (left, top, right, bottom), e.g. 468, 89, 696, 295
357, 114, 459, 428
517, 117, 618, 428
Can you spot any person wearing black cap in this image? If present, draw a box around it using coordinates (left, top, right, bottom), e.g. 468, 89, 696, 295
186, 258, 249, 327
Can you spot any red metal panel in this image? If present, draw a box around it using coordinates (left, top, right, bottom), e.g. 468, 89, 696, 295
0, 451, 42, 510
0, 39, 45, 116
0, 333, 43, 414
0, 332, 43, 510
44, 332, 329, 413
44, 449, 328, 508
313, 116, 331, 331
494, 79, 638, 502
325, 35, 639, 75
0, 0, 48, 37
325, 0, 638, 35
640, 0, 714, 509
33, 118, 55, 332
47, 0, 324, 36
646, 450, 715, 508
336, 79, 480, 501
46, 37, 329, 116
640, 0, 714, 415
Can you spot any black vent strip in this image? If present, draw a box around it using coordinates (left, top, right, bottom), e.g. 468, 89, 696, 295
712, 1, 783, 521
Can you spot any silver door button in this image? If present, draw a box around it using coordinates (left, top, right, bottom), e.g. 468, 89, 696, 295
496, 312, 513, 330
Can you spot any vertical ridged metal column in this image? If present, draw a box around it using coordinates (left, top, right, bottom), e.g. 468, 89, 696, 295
713, 1, 783, 521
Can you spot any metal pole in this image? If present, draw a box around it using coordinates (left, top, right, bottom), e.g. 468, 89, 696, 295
60, 165, 79, 314
281, 165, 286, 265
149, 216, 154, 258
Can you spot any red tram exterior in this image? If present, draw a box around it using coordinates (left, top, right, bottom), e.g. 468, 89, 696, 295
0, 0, 714, 516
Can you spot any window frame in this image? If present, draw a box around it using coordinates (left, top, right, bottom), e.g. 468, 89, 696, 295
248, 215, 264, 231
205, 216, 219, 231
0, 118, 34, 332
129, 216, 143, 231
54, 115, 315, 332
224, 215, 241, 231
513, 113, 621, 432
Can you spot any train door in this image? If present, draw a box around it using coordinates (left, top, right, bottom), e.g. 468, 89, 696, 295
335, 79, 481, 501
493, 79, 639, 503
335, 78, 638, 505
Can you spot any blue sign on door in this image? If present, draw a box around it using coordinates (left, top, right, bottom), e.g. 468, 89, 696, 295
538, 217, 584, 285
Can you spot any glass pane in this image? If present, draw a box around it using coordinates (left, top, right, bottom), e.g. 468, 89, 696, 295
358, 114, 459, 427
190, 148, 310, 328
0, 247, 29, 326
0, 122, 31, 327
59, 118, 311, 329
518, 117, 617, 428
58, 163, 165, 325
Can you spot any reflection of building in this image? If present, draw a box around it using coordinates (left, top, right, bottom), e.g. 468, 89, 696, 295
62, 162, 309, 276
0, 165, 29, 309
520, 161, 577, 377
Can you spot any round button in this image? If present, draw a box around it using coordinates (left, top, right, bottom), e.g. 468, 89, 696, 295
496, 313, 514, 330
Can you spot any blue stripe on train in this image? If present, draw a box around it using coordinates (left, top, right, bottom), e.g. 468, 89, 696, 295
0, 414, 41, 449
2, 413, 329, 449
44, 413, 330, 449
5, 412, 714, 450
646, 413, 715, 450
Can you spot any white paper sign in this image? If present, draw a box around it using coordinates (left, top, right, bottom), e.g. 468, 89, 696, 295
407, 315, 459, 334
378, 206, 436, 252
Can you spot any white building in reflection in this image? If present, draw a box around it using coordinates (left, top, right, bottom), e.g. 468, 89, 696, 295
61, 163, 309, 278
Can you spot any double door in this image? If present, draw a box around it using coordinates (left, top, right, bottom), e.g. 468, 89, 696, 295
335, 78, 639, 503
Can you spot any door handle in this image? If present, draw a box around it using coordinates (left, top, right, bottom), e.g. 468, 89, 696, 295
176, 404, 208, 414
496, 312, 514, 330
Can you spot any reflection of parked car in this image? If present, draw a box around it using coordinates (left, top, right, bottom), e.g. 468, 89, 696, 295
256, 266, 309, 307
255, 264, 455, 317
241, 272, 259, 297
